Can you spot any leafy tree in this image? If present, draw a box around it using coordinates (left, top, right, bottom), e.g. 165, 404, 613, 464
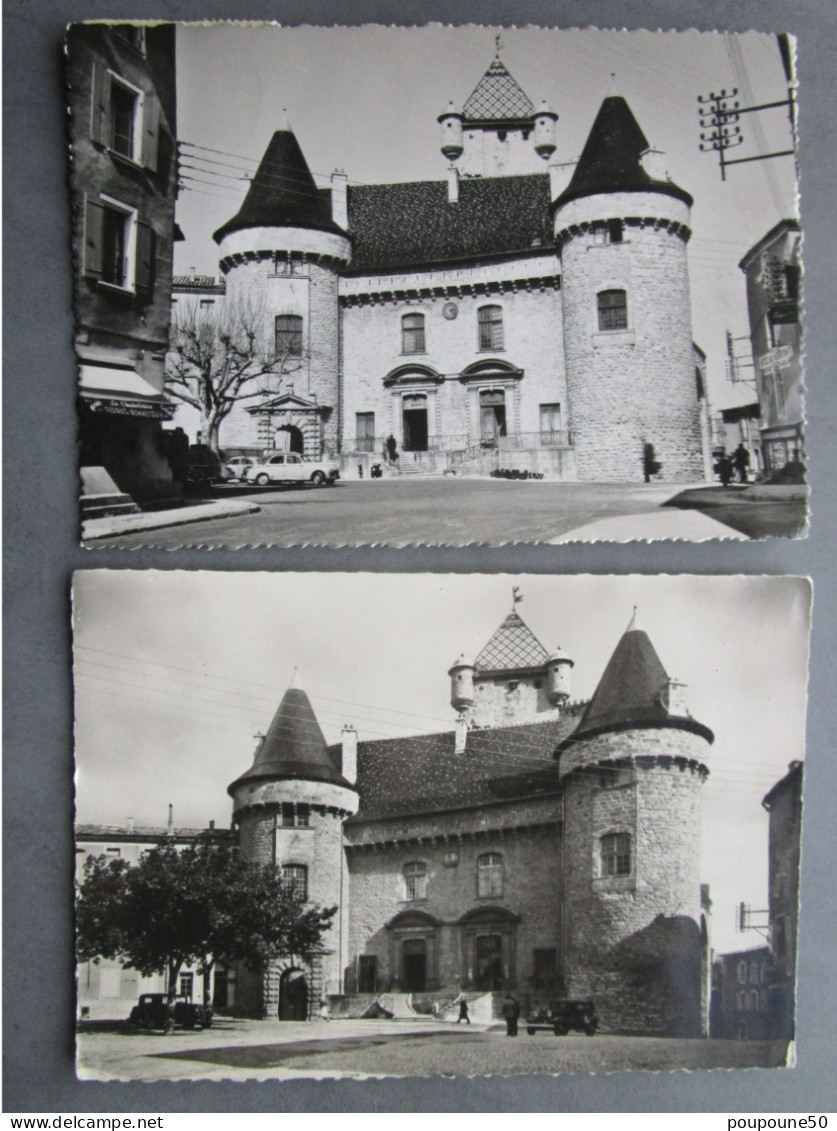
76, 841, 336, 1010
165, 297, 305, 452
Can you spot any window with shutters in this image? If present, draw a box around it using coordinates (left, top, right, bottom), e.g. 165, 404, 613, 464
478, 305, 504, 351
275, 315, 304, 357
401, 313, 425, 354
83, 195, 152, 295
597, 289, 628, 331
91, 64, 159, 172
283, 864, 308, 901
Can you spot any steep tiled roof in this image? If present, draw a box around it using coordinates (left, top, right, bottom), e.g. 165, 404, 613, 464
172, 275, 226, 294
345, 175, 554, 272
555, 95, 692, 209
474, 610, 549, 672
338, 712, 584, 822
463, 57, 535, 121
213, 128, 346, 244
228, 685, 349, 792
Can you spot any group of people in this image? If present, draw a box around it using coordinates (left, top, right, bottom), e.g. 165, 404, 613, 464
714, 442, 751, 487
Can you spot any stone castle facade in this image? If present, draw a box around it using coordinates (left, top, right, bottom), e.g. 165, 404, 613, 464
174, 51, 712, 482
226, 604, 714, 1036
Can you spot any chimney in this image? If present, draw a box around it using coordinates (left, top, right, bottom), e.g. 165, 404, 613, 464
640, 147, 668, 181
167, 803, 174, 837
548, 161, 576, 202
126, 816, 134, 834
208, 819, 215, 831
447, 164, 459, 204
455, 714, 468, 754
342, 724, 358, 784
331, 170, 348, 230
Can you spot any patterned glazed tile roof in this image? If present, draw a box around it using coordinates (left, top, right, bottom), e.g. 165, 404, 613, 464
345, 174, 554, 272
555, 95, 692, 210
228, 685, 350, 792
463, 56, 535, 121
474, 610, 550, 672
337, 711, 585, 822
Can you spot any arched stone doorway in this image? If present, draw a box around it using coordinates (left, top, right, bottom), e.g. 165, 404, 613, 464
274, 425, 304, 454
278, 968, 308, 1020
458, 906, 521, 991
386, 909, 442, 992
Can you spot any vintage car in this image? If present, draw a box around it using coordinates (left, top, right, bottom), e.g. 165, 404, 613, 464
222, 455, 256, 480
525, 999, 599, 1036
128, 993, 213, 1031
242, 451, 340, 487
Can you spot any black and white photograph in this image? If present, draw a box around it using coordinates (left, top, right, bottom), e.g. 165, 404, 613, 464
74, 572, 810, 1080
69, 23, 806, 547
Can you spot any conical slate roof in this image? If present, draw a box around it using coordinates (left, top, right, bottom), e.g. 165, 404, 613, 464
228, 685, 346, 792
554, 95, 692, 209
474, 610, 549, 673
213, 128, 345, 244
463, 56, 535, 121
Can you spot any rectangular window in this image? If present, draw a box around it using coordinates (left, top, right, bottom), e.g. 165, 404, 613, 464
83, 195, 152, 294
358, 955, 378, 994
539, 403, 563, 440
403, 861, 427, 901
179, 974, 193, 999
600, 832, 631, 877
597, 289, 628, 331
590, 221, 623, 244
477, 852, 503, 897
283, 864, 308, 901
296, 804, 310, 828
110, 79, 139, 159
355, 412, 375, 453
478, 305, 504, 351
401, 313, 425, 354
275, 315, 303, 357
281, 803, 295, 827
101, 204, 131, 287
533, 948, 557, 986
112, 25, 146, 54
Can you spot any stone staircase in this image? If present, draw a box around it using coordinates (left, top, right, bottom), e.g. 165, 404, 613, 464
80, 466, 141, 519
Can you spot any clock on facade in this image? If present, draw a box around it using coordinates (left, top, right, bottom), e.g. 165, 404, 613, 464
443, 850, 459, 867
442, 302, 459, 320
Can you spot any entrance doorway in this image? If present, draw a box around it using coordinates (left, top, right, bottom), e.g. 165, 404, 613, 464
402, 938, 427, 992
475, 934, 503, 991
479, 389, 507, 442
402, 394, 428, 452
358, 955, 378, 994
278, 968, 308, 1020
274, 425, 304, 454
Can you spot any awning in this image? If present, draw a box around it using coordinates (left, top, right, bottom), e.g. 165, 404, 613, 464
78, 365, 176, 419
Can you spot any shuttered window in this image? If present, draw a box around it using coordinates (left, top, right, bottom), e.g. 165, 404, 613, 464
90, 63, 159, 171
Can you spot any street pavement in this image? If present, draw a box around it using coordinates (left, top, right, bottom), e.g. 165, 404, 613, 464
82, 478, 764, 548
77, 1017, 792, 1082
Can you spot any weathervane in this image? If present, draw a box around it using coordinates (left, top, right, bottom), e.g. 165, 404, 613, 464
495, 33, 503, 57
512, 586, 523, 607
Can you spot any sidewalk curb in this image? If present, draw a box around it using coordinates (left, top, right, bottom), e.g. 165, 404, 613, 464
82, 500, 261, 542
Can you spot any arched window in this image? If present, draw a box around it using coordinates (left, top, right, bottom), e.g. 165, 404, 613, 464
282, 863, 308, 901
737, 960, 748, 984
275, 314, 303, 357
403, 861, 427, 901
597, 289, 628, 331
599, 832, 631, 877
737, 990, 747, 1010
477, 852, 503, 897
401, 313, 425, 354
478, 305, 504, 350
749, 962, 759, 984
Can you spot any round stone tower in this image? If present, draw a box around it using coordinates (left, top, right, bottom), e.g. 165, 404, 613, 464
227, 676, 358, 1019
213, 117, 351, 457
545, 645, 574, 706
556, 611, 712, 1036
553, 96, 704, 481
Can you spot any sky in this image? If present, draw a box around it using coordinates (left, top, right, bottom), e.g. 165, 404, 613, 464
172, 24, 799, 413
73, 571, 810, 955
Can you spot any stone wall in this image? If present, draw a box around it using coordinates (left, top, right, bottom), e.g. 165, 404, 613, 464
556, 191, 704, 482
560, 729, 708, 1035
465, 672, 564, 729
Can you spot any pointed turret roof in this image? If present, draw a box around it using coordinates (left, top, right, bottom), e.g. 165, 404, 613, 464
474, 610, 549, 673
463, 56, 535, 121
213, 126, 345, 244
227, 684, 347, 793
560, 616, 713, 747
554, 95, 692, 209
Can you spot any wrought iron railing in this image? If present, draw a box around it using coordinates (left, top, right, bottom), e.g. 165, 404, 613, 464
498, 430, 572, 449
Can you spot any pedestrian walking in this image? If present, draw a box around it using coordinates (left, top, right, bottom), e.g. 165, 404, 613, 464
502, 994, 520, 1036
714, 451, 734, 487
642, 441, 661, 483
386, 434, 398, 465
318, 999, 331, 1022
456, 996, 471, 1024
733, 443, 751, 484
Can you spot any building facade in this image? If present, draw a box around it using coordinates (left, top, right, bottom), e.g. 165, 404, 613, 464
738, 219, 803, 476
80, 602, 720, 1034
174, 51, 710, 483
762, 761, 803, 1040
69, 23, 179, 510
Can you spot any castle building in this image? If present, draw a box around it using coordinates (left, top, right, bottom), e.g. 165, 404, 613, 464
218, 604, 714, 1035
177, 51, 711, 482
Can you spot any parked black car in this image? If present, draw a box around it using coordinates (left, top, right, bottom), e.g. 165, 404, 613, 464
526, 998, 598, 1036
128, 993, 212, 1031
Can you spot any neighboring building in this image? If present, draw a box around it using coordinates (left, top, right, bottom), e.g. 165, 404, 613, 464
78, 603, 719, 1034
717, 402, 762, 478
738, 219, 803, 476
68, 23, 179, 509
710, 946, 773, 1040
181, 50, 709, 483
75, 814, 235, 1017
762, 761, 803, 1040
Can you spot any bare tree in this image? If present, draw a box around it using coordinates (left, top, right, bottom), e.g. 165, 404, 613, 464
166, 296, 304, 452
